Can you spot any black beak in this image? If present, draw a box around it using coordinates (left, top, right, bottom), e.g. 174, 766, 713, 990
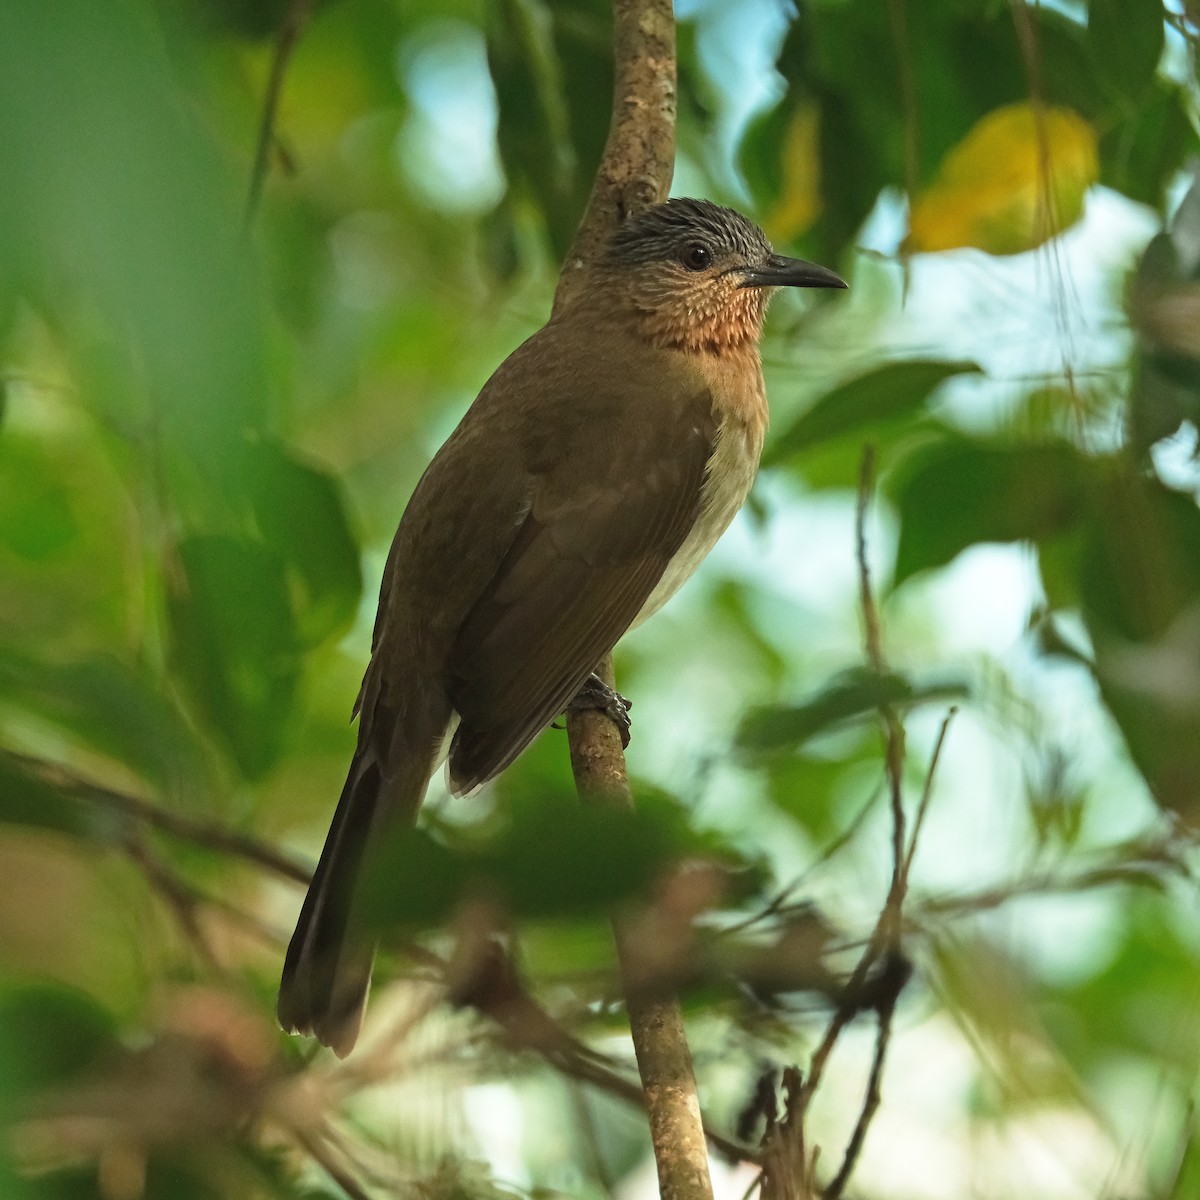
738, 254, 847, 290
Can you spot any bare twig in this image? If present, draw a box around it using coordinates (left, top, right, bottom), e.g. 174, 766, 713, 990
903, 707, 957, 879
885, 0, 917, 300
722, 783, 885, 942
244, 0, 317, 226
571, 1080, 617, 1194
5, 749, 312, 884
790, 449, 927, 1196
822, 990, 898, 1199
288, 1125, 372, 1200
798, 454, 904, 1113
914, 854, 1186, 920
855, 446, 906, 913
124, 835, 221, 969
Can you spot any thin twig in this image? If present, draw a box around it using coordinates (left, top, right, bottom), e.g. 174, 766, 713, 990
822, 991, 897, 1199
5, 750, 312, 884
288, 1125, 372, 1200
804, 779, 885, 884
123, 836, 221, 969
571, 1079, 617, 1194
886, 0, 917, 301
914, 858, 1184, 920
800, 454, 903, 1117
855, 446, 906, 912
794, 449, 916, 1195
723, 782, 885, 941
244, 0, 316, 227
903, 707, 957, 879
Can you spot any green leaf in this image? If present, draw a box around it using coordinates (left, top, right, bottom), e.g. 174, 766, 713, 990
487, 0, 580, 257
365, 800, 681, 926
1087, 0, 1163, 102
762, 741, 878, 840
1081, 473, 1200, 643
1128, 351, 1200, 454
1044, 898, 1200, 1068
766, 359, 981, 465
484, 800, 676, 918
167, 535, 301, 778
1033, 8, 1106, 119
0, 650, 206, 790
554, 0, 613, 206
0, 757, 91, 837
362, 826, 465, 925
737, 668, 967, 756
248, 442, 362, 647
0, 0, 271, 478
1099, 82, 1196, 209
0, 436, 78, 561
1078, 474, 1200, 816
184, 0, 296, 39
740, 13, 811, 213
0, 984, 116, 1101
892, 437, 1089, 585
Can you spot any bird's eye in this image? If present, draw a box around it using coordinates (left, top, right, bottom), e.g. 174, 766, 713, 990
682, 242, 712, 271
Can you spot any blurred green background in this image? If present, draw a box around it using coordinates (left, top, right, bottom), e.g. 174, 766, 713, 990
1, 0, 1199, 1197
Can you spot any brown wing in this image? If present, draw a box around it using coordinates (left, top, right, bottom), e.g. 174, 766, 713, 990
447, 398, 715, 792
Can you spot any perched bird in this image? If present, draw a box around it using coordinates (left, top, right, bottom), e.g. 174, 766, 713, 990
278, 198, 846, 1055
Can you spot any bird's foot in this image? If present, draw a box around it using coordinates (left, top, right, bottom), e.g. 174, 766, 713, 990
566, 674, 633, 748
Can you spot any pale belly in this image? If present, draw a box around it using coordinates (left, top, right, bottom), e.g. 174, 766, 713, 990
633, 417, 761, 627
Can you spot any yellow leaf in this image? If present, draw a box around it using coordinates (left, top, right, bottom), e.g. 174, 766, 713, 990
908, 102, 1098, 255
764, 102, 822, 242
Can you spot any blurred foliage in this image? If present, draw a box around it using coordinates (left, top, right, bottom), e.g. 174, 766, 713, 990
907, 102, 1098, 254
1, 1, 1199, 1199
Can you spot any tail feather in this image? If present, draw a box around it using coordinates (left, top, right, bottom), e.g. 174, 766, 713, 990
278, 741, 434, 1057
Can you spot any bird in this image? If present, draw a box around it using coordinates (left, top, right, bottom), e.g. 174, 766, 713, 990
278, 197, 846, 1055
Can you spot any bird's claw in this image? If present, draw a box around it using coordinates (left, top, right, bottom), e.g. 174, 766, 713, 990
566, 674, 633, 748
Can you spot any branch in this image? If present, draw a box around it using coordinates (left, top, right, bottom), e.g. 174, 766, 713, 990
794, 450, 935, 1195
854, 446, 906, 923
821, 988, 898, 1200
244, 0, 316, 227
757, 1066, 818, 1200
553, 0, 677, 313
555, 3, 710, 1197
567, 655, 717, 1200
914, 853, 1185, 921
288, 1125, 373, 1200
4, 750, 311, 884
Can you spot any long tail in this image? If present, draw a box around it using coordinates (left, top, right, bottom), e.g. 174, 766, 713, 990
277, 740, 434, 1057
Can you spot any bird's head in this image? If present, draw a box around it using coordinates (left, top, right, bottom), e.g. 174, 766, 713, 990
603, 198, 846, 354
